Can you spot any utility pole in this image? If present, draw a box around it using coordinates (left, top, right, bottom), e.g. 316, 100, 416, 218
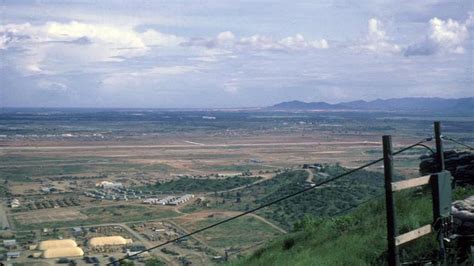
383, 135, 399, 266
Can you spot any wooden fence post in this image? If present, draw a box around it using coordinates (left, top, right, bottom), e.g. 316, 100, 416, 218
433, 121, 449, 264
434, 121, 445, 172
383, 135, 400, 266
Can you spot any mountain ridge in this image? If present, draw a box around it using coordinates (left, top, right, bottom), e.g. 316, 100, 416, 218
268, 97, 474, 113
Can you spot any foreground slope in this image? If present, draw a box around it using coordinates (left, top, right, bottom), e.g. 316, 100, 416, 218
231, 186, 473, 265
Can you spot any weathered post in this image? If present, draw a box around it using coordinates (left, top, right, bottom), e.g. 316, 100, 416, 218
383, 135, 399, 266
434, 121, 445, 172
432, 121, 450, 219
433, 121, 450, 264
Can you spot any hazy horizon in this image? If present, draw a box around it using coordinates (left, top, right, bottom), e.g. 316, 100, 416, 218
1, 1, 473, 108
1, 96, 472, 110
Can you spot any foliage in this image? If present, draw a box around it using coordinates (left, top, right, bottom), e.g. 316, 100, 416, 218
230, 186, 474, 265
177, 216, 281, 249
213, 167, 385, 230
153, 176, 261, 192
13, 205, 179, 230
145, 257, 166, 266
0, 185, 8, 197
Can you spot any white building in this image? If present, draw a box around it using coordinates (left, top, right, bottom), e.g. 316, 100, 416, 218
3, 239, 17, 248
158, 196, 176, 205
10, 199, 20, 208
96, 181, 123, 190
143, 198, 160, 204
169, 194, 194, 205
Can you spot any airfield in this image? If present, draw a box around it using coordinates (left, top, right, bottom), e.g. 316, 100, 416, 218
1, 109, 472, 265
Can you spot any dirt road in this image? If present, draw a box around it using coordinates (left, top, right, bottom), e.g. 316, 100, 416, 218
305, 169, 314, 183
248, 213, 287, 234
0, 201, 11, 230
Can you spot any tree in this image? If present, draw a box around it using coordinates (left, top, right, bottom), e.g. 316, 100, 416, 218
145, 258, 165, 266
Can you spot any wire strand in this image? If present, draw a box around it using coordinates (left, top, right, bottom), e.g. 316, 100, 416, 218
442, 136, 474, 150
109, 138, 431, 265
331, 192, 385, 216
223, 192, 385, 261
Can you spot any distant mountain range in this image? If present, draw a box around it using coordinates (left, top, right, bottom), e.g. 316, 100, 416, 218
268, 97, 474, 113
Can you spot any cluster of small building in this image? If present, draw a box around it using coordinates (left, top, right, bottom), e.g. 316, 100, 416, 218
40, 186, 59, 193
8, 198, 20, 208
31, 198, 80, 210
302, 163, 323, 170
84, 181, 153, 201
2, 236, 134, 261
132, 222, 181, 243
143, 194, 194, 206
2, 239, 20, 260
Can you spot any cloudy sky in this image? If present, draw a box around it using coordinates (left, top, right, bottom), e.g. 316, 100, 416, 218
0, 0, 472, 108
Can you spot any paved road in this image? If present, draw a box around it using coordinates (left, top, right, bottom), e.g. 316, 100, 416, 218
0, 141, 380, 151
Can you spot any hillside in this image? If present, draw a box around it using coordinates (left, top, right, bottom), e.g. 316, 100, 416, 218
231, 186, 474, 265
269, 97, 474, 113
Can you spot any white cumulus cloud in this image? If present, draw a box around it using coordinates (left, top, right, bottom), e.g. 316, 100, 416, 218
278, 34, 329, 50
183, 31, 329, 52
404, 16, 471, 56
428, 17, 469, 54
216, 31, 235, 44
356, 18, 400, 54
141, 29, 185, 47
0, 21, 186, 75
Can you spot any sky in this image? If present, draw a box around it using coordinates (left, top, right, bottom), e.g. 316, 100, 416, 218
0, 0, 473, 108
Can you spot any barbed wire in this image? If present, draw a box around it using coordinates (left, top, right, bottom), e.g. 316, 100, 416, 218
223, 192, 385, 260
109, 137, 432, 265
442, 136, 473, 150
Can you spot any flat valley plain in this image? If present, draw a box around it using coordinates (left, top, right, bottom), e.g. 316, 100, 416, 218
0, 108, 472, 265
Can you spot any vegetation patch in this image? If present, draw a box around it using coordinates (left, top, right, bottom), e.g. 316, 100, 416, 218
206, 167, 385, 230
13, 205, 179, 230
82, 205, 179, 223
153, 176, 261, 192
231, 186, 474, 265
0, 185, 8, 197
176, 215, 281, 250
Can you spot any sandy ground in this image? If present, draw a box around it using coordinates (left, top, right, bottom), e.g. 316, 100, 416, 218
12, 208, 88, 224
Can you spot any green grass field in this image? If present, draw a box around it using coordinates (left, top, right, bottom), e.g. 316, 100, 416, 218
177, 215, 282, 250
0, 159, 173, 181
82, 205, 180, 223
12, 205, 180, 230
152, 176, 261, 192
231, 186, 474, 265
